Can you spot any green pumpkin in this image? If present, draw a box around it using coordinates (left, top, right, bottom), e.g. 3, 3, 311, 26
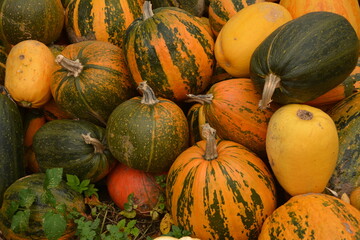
106, 82, 189, 173
33, 119, 116, 182
250, 11, 359, 109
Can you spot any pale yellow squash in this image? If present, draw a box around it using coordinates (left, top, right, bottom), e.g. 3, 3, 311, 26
214, 2, 292, 77
266, 104, 339, 196
5, 40, 55, 108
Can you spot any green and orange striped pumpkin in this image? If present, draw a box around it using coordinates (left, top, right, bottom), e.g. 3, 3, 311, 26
187, 78, 278, 158
208, 0, 264, 36
151, 0, 206, 17
51, 40, 137, 126
166, 124, 277, 239
124, 1, 215, 102
65, 0, 144, 47
258, 193, 360, 239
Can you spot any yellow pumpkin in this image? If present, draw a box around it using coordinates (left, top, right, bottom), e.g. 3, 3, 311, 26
279, 0, 360, 39
4, 40, 55, 108
266, 104, 339, 196
350, 187, 360, 210
214, 2, 292, 77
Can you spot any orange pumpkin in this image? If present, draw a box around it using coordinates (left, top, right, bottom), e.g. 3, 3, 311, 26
42, 97, 73, 121
5, 40, 56, 108
350, 187, 360, 210
279, 0, 360, 39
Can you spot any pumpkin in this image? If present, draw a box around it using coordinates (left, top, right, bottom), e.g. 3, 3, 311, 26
186, 103, 207, 145
51, 40, 137, 126
33, 119, 116, 182
0, 173, 86, 240
214, 2, 292, 77
106, 81, 189, 173
258, 193, 360, 240
166, 124, 277, 239
124, 1, 215, 102
250, 11, 359, 109
187, 78, 277, 158
349, 57, 360, 92
151, 0, 206, 17
266, 104, 339, 196
107, 163, 166, 216
0, 0, 64, 45
5, 40, 56, 108
0, 40, 7, 85
0, 86, 25, 205
208, 0, 265, 36
327, 92, 360, 196
42, 98, 73, 121
350, 187, 360, 210
279, 0, 360, 39
65, 0, 144, 48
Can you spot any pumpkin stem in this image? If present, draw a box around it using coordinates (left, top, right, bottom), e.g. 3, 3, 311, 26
259, 73, 281, 110
82, 133, 105, 154
55, 55, 83, 77
186, 94, 213, 105
138, 81, 159, 105
143, 1, 154, 20
202, 123, 218, 160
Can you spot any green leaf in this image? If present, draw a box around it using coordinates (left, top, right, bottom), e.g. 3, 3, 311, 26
74, 217, 100, 240
11, 209, 30, 233
43, 211, 67, 240
5, 201, 19, 219
41, 189, 57, 206
66, 174, 81, 189
55, 203, 67, 215
126, 219, 137, 229
84, 183, 99, 198
119, 209, 136, 219
18, 188, 36, 208
44, 168, 63, 189
117, 219, 126, 229
123, 202, 133, 212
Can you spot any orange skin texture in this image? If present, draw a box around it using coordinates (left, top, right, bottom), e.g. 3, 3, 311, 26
350, 187, 360, 210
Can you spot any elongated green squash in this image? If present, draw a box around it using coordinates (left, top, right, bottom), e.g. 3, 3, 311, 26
0, 86, 25, 206
327, 91, 360, 196
250, 11, 359, 109
33, 119, 116, 182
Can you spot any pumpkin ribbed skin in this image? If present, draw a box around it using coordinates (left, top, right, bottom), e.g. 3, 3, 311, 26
65, 0, 144, 47
327, 92, 360, 196
124, 5, 215, 102
209, 0, 264, 36
186, 103, 207, 145
0, 0, 64, 45
250, 11, 359, 108
0, 87, 25, 206
166, 139, 277, 240
279, 0, 360, 39
151, 0, 206, 17
258, 193, 360, 240
0, 173, 86, 240
51, 40, 137, 126
33, 119, 116, 182
190, 78, 277, 158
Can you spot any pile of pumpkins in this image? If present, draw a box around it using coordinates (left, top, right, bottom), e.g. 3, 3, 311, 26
0, 0, 359, 239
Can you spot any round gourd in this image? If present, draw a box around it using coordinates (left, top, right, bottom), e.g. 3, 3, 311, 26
51, 40, 137, 126
209, 0, 264, 36
5, 40, 56, 108
327, 92, 360, 196
250, 11, 359, 109
0, 86, 25, 206
107, 163, 166, 216
166, 124, 277, 239
151, 0, 206, 17
65, 0, 144, 47
258, 193, 360, 240
0, 0, 64, 45
0, 173, 86, 240
350, 187, 360, 210
106, 82, 189, 173
33, 119, 116, 182
215, 2, 292, 77
279, 0, 360, 39
124, 1, 215, 102
266, 104, 339, 196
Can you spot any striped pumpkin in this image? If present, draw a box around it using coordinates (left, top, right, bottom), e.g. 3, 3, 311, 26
166, 124, 277, 239
258, 193, 360, 239
327, 91, 360, 196
208, 0, 264, 36
187, 78, 277, 158
151, 0, 206, 17
186, 103, 207, 145
51, 40, 137, 126
0, 40, 7, 85
65, 0, 145, 47
124, 2, 215, 102
106, 82, 189, 173
279, 0, 360, 39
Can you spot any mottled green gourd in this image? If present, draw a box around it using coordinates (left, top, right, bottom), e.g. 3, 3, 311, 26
250, 11, 359, 109
106, 81, 189, 173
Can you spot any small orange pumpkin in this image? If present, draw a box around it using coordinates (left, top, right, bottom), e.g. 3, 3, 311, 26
350, 187, 360, 210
